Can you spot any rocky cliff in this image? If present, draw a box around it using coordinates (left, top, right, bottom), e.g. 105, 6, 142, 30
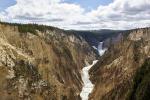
89, 28, 150, 100
0, 22, 96, 100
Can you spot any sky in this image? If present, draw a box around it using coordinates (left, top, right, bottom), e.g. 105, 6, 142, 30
0, 0, 150, 30
63, 0, 113, 11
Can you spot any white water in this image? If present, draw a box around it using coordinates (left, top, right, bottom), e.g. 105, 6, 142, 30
98, 42, 107, 56
80, 60, 98, 100
80, 42, 106, 100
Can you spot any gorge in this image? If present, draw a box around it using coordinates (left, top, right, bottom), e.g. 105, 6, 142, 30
0, 0, 150, 100
0, 22, 150, 100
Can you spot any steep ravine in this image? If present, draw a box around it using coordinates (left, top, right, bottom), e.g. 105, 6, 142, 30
1, 22, 149, 100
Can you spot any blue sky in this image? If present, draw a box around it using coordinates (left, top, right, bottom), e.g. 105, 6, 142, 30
64, 0, 113, 11
0, 0, 16, 11
0, 0, 150, 30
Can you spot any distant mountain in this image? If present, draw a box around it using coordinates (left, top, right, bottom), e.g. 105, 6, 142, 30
68, 29, 127, 47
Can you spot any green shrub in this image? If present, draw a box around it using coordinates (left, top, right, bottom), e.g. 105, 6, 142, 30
0, 21, 59, 35
18, 24, 37, 35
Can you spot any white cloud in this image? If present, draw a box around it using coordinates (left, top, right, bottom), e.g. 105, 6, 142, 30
0, 0, 150, 30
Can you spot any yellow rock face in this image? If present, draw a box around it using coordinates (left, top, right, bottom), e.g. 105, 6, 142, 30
0, 23, 96, 100
89, 28, 150, 100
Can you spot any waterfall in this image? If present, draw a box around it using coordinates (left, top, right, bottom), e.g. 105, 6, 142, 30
98, 42, 107, 56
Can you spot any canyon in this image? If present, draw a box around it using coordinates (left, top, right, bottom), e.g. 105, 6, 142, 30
0, 22, 150, 100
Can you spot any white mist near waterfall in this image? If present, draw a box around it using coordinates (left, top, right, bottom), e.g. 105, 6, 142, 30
80, 42, 106, 100
98, 42, 107, 56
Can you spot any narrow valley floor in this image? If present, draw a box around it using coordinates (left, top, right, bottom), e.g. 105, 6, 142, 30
80, 42, 106, 100
80, 60, 98, 100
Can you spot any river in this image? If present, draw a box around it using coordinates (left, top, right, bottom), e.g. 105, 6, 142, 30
80, 42, 106, 100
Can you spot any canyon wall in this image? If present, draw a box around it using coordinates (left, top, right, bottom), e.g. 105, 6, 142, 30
90, 28, 150, 100
0, 23, 96, 100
